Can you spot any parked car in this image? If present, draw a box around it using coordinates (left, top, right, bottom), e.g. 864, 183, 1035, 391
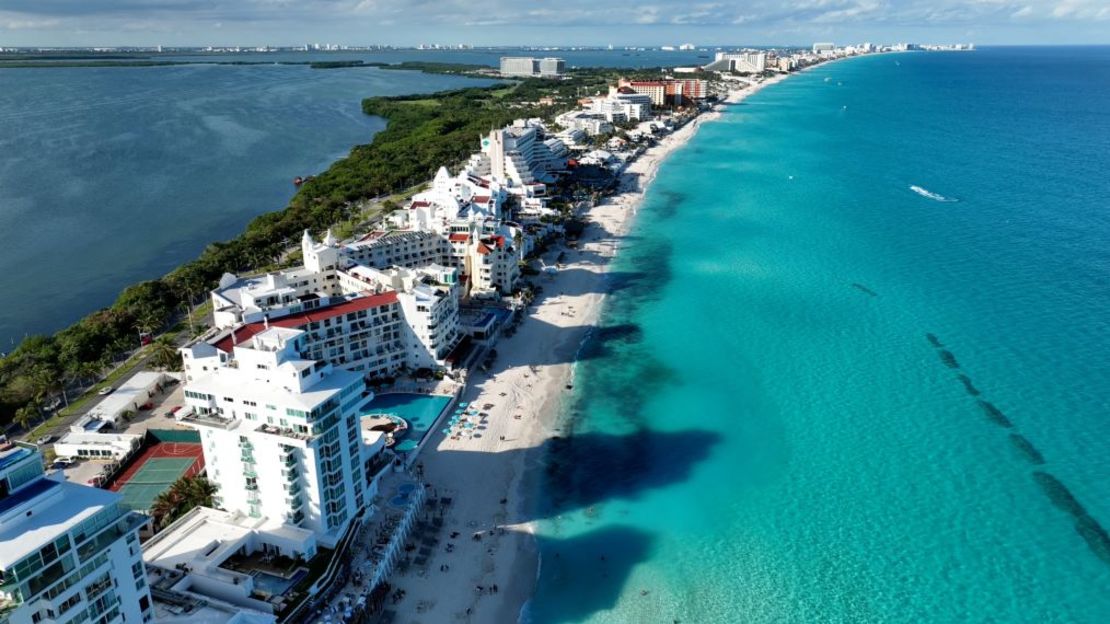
36, 435, 53, 445
52, 457, 75, 469
98, 387, 113, 396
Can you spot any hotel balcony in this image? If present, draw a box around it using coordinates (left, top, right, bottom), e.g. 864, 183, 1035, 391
180, 411, 238, 430
255, 423, 312, 445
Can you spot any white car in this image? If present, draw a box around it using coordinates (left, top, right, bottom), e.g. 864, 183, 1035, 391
36, 435, 53, 445
52, 457, 75, 469
98, 387, 113, 396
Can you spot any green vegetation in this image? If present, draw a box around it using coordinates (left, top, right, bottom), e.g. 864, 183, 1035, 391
0, 63, 654, 431
378, 61, 490, 75
149, 475, 217, 530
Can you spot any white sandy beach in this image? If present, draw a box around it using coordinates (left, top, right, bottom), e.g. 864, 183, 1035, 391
380, 77, 790, 623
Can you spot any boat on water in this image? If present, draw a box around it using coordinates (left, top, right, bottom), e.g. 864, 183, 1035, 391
293, 176, 304, 186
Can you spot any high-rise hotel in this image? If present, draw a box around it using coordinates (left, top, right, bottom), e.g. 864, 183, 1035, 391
0, 443, 152, 624
180, 324, 368, 548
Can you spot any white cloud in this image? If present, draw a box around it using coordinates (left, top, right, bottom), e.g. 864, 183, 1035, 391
1, 0, 1108, 42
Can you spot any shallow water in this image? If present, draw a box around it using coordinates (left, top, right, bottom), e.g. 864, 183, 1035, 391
528, 47, 1110, 623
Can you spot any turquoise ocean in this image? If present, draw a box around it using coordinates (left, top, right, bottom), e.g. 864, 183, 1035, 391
527, 47, 1110, 623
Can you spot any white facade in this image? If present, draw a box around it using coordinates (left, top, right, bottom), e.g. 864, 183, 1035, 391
339, 265, 461, 369
343, 230, 448, 271
467, 235, 521, 297
592, 90, 653, 123
179, 327, 370, 548
85, 371, 168, 427
467, 120, 563, 199
201, 229, 478, 375
142, 506, 315, 621
54, 431, 142, 461
499, 56, 564, 78
0, 443, 152, 624
712, 51, 767, 73
211, 231, 343, 329
554, 110, 614, 137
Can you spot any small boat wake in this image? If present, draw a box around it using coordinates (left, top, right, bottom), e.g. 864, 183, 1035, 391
909, 185, 958, 203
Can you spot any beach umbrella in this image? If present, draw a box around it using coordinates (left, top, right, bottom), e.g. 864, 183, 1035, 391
459, 402, 469, 407
441, 429, 451, 435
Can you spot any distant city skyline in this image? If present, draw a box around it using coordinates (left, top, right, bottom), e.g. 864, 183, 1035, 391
1, 0, 1108, 48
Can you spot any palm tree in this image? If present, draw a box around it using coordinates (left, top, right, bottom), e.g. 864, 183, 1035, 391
13, 403, 36, 432
149, 337, 182, 371
76, 359, 103, 387
151, 476, 216, 530
133, 309, 164, 338
27, 365, 62, 412
149, 489, 182, 529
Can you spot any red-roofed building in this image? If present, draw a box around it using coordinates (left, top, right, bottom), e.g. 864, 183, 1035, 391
466, 235, 520, 296
618, 78, 708, 106
210, 292, 408, 379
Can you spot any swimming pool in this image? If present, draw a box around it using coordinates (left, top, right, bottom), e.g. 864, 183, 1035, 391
0, 447, 32, 471
251, 568, 307, 596
360, 393, 451, 453
389, 483, 421, 508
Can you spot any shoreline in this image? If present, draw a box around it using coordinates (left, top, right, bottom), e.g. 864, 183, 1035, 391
383, 71, 798, 623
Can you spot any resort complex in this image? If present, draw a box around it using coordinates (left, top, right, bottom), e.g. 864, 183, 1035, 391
1, 41, 908, 624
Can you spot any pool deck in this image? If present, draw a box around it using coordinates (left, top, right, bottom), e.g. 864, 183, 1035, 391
361, 381, 463, 464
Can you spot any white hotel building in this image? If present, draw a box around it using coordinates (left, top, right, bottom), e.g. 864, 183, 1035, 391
498, 56, 565, 78
709, 50, 768, 73
0, 443, 152, 624
179, 327, 370, 548
209, 230, 464, 375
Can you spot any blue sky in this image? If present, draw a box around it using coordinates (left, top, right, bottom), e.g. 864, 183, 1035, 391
1, 0, 1107, 47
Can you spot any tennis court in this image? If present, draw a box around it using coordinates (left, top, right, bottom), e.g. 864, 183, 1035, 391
117, 458, 196, 510
109, 432, 204, 511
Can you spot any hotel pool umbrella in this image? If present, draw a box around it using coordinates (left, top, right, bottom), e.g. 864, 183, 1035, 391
441, 429, 451, 435
459, 402, 469, 407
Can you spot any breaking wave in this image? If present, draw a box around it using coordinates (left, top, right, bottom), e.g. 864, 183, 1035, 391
910, 185, 959, 202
